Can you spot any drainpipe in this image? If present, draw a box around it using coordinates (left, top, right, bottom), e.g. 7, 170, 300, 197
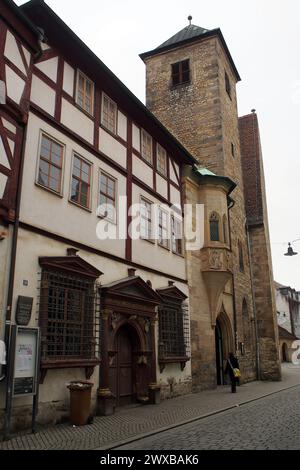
3, 121, 28, 410
246, 222, 261, 380
227, 197, 238, 352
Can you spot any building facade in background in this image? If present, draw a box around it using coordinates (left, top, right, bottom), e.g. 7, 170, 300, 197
0, 0, 280, 432
275, 281, 300, 362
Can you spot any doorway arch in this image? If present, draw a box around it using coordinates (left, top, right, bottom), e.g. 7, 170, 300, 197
215, 310, 234, 385
282, 343, 288, 363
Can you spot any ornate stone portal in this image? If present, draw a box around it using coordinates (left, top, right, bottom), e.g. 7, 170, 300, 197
97, 274, 161, 415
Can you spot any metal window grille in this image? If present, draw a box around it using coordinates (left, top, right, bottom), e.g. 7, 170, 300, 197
38, 271, 100, 361
158, 301, 190, 358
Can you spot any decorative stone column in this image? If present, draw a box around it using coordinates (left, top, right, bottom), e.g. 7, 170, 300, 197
97, 309, 115, 416
148, 309, 161, 404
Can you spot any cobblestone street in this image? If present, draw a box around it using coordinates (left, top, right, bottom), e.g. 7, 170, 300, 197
119, 385, 300, 450
0, 364, 300, 450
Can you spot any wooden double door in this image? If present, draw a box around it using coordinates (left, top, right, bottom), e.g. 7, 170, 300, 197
109, 325, 137, 406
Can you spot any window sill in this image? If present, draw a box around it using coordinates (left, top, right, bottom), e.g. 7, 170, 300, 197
100, 124, 127, 146
69, 198, 92, 213
35, 182, 63, 198
170, 81, 191, 90
159, 356, 190, 373
171, 250, 184, 258
140, 237, 156, 245
158, 242, 170, 252
40, 358, 101, 383
132, 149, 153, 169
74, 101, 95, 119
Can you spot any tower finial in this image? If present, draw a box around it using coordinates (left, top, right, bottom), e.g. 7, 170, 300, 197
188, 15, 192, 26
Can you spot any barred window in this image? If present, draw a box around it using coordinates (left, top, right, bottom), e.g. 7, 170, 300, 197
158, 302, 188, 358
101, 93, 117, 134
210, 211, 220, 241
157, 143, 167, 176
38, 134, 63, 194
158, 208, 169, 249
140, 197, 152, 240
171, 216, 183, 255
71, 155, 92, 209
76, 70, 94, 115
141, 129, 153, 165
39, 271, 99, 360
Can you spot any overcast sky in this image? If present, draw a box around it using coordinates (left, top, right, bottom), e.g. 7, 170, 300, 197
17, 0, 300, 289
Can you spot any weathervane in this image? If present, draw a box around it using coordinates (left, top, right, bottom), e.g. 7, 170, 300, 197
188, 15, 192, 26
284, 239, 300, 256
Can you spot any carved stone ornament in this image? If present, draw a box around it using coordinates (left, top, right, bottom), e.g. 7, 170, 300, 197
137, 355, 148, 365
144, 319, 150, 333
209, 250, 222, 270
111, 312, 121, 330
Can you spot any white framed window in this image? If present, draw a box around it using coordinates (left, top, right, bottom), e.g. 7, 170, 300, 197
158, 207, 169, 249
70, 154, 92, 209
76, 70, 94, 115
141, 129, 152, 165
101, 93, 117, 134
37, 133, 64, 194
140, 197, 152, 240
157, 143, 167, 176
98, 171, 117, 222
171, 215, 183, 255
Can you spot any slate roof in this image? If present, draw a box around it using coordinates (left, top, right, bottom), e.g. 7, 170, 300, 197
156, 24, 210, 50
278, 325, 298, 341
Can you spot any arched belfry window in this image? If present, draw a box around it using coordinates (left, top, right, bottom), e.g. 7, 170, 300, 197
239, 241, 244, 272
223, 215, 228, 244
210, 212, 220, 242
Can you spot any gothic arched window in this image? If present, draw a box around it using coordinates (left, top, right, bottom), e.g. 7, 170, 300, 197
210, 212, 220, 242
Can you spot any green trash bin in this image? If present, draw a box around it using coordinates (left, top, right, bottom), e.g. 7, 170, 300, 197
67, 380, 93, 426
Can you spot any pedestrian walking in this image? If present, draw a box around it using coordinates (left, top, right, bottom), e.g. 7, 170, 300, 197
225, 352, 241, 393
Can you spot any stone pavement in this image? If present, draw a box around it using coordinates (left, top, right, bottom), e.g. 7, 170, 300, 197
0, 364, 300, 450
119, 382, 300, 450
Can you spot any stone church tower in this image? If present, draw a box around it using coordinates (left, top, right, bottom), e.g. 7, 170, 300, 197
140, 20, 281, 388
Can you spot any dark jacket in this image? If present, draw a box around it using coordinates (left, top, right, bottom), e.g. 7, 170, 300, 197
225, 355, 239, 382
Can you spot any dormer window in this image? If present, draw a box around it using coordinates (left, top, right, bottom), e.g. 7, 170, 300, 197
171, 59, 190, 86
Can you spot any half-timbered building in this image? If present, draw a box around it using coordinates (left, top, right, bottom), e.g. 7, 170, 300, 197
0, 0, 196, 429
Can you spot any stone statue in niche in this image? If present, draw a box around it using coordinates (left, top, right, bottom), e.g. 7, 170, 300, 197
209, 250, 222, 270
